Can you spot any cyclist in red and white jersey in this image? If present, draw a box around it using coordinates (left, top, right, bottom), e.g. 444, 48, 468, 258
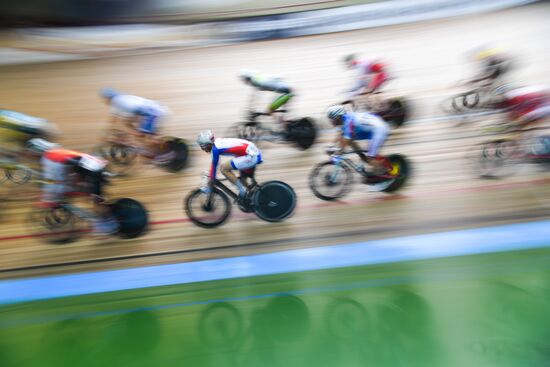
197, 130, 262, 200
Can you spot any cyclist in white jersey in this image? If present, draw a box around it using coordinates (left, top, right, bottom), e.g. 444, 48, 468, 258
100, 88, 172, 164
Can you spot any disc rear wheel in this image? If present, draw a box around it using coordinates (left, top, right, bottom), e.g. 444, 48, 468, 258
252, 181, 296, 222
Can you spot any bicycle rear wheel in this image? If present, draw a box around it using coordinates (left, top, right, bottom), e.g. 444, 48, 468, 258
380, 154, 411, 193
379, 98, 408, 128
185, 188, 232, 228
286, 118, 317, 150
110, 198, 149, 239
252, 181, 296, 222
158, 137, 190, 173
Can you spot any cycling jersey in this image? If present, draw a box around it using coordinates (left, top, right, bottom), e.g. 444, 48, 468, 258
349, 59, 389, 94
42, 149, 107, 202
248, 74, 292, 94
0, 110, 53, 151
504, 86, 550, 122
110, 94, 168, 134
341, 112, 389, 157
209, 138, 262, 180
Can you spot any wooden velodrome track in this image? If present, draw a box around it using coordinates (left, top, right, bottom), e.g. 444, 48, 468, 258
0, 3, 549, 279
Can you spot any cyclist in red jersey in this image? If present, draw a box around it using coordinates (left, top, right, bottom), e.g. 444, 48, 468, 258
197, 130, 262, 201
26, 138, 118, 235
343, 54, 390, 110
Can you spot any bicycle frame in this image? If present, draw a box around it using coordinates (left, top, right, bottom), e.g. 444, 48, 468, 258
61, 203, 96, 222
326, 151, 365, 185
327, 149, 397, 178
214, 179, 240, 201
332, 154, 361, 171
213, 174, 259, 200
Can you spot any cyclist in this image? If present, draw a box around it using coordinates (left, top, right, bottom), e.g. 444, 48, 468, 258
0, 109, 58, 160
197, 130, 262, 201
343, 54, 389, 108
326, 105, 390, 178
239, 70, 294, 118
100, 88, 173, 165
467, 46, 513, 88
26, 138, 118, 235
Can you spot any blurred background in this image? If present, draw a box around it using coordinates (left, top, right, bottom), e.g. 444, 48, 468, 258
0, 0, 549, 366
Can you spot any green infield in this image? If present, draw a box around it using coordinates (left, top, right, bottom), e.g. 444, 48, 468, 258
1, 247, 549, 367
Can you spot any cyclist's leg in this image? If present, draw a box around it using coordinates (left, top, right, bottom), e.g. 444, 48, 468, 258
86, 170, 118, 234
138, 113, 166, 159
366, 124, 390, 173
368, 72, 389, 110
223, 154, 261, 196
268, 83, 293, 113
41, 158, 69, 204
269, 92, 294, 113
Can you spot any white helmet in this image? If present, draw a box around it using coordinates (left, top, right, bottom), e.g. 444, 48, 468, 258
327, 105, 347, 120
197, 130, 214, 148
26, 138, 60, 154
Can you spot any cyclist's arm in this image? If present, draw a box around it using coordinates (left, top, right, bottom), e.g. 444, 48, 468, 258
336, 134, 347, 149
209, 147, 220, 182
333, 130, 343, 144
106, 113, 133, 139
348, 140, 368, 161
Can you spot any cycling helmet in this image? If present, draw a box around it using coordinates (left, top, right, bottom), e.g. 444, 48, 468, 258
197, 130, 214, 149
239, 69, 256, 82
343, 54, 357, 67
26, 138, 60, 154
99, 87, 119, 100
327, 105, 347, 123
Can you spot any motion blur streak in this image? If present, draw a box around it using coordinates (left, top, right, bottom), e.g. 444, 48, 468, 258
0, 0, 549, 366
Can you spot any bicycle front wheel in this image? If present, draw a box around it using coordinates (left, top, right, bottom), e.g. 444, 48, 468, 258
28, 205, 87, 244
184, 188, 232, 228
309, 161, 354, 201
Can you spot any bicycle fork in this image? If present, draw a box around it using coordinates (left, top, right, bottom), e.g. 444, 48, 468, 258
329, 156, 352, 182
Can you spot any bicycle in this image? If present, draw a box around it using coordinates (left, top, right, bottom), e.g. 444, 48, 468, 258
184, 170, 296, 228
28, 197, 149, 244
469, 129, 550, 178
309, 148, 411, 201
226, 92, 317, 150
439, 82, 511, 118
96, 129, 189, 176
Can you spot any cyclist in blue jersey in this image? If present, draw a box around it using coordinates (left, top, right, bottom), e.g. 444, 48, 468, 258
326, 105, 390, 176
